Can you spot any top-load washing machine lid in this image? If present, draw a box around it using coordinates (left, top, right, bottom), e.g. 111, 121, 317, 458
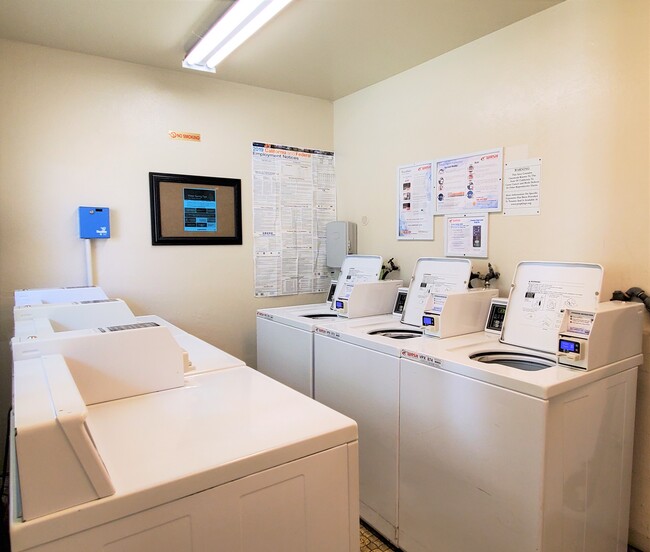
331, 255, 383, 304
400, 257, 472, 327
500, 261, 603, 354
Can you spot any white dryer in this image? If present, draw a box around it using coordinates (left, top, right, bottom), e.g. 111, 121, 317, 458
398, 261, 644, 552
312, 257, 479, 545
256, 255, 383, 397
11, 331, 360, 551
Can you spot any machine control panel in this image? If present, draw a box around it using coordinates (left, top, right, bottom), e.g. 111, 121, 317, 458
326, 280, 338, 304
421, 289, 498, 338
485, 298, 508, 334
558, 338, 583, 361
556, 302, 643, 370
333, 280, 403, 318
393, 288, 408, 315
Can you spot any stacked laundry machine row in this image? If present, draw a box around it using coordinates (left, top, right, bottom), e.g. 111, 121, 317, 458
256, 254, 405, 398
257, 257, 646, 552
9, 287, 361, 552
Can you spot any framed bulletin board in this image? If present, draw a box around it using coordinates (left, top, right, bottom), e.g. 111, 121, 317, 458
149, 172, 242, 245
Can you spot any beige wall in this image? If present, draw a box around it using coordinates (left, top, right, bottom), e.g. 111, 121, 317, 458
0, 39, 332, 436
333, 0, 650, 547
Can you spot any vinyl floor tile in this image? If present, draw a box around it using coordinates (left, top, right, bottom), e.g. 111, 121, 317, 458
360, 521, 400, 552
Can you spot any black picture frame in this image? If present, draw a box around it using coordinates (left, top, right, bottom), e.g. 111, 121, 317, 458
149, 172, 242, 245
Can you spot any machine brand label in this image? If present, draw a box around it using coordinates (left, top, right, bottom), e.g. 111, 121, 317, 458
257, 311, 274, 321
401, 349, 440, 367
315, 327, 340, 339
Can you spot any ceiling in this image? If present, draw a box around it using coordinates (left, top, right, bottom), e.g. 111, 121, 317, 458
0, 0, 563, 100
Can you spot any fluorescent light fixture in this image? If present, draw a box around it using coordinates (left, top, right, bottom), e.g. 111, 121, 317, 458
183, 0, 293, 72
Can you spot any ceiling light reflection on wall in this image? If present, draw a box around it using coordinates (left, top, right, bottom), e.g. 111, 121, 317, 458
183, 0, 293, 73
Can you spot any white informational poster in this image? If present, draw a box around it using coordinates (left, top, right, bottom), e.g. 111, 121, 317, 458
503, 158, 541, 216
397, 161, 433, 240
252, 142, 336, 297
435, 148, 503, 215
444, 214, 488, 258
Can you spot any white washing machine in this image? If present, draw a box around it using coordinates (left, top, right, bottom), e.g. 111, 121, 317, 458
11, 330, 360, 551
313, 257, 482, 545
398, 261, 644, 552
256, 255, 383, 396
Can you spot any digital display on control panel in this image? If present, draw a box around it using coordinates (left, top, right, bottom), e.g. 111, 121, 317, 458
559, 339, 580, 354
422, 315, 435, 327
335, 300, 344, 309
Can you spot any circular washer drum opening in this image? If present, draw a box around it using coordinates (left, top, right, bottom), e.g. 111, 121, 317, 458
303, 314, 339, 319
367, 329, 423, 340
469, 351, 555, 371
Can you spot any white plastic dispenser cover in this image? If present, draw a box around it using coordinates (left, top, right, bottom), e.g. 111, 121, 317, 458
557, 301, 643, 370
13, 355, 115, 521
334, 279, 403, 318
331, 255, 383, 306
401, 257, 472, 327
500, 261, 603, 354
422, 288, 498, 338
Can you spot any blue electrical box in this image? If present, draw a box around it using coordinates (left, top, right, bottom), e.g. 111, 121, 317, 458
78, 207, 110, 239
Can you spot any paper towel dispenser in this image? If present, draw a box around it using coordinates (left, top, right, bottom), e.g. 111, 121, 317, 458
326, 221, 357, 268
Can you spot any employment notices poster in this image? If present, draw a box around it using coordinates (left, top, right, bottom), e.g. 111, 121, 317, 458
252, 142, 336, 297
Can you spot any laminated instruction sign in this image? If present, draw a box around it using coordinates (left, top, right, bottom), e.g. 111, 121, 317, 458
397, 161, 434, 240
252, 142, 336, 297
444, 214, 488, 258
435, 148, 503, 215
183, 188, 217, 232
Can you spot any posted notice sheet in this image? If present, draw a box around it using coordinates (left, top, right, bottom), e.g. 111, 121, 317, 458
444, 214, 488, 258
435, 148, 503, 215
397, 161, 433, 240
252, 142, 336, 297
503, 158, 541, 216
